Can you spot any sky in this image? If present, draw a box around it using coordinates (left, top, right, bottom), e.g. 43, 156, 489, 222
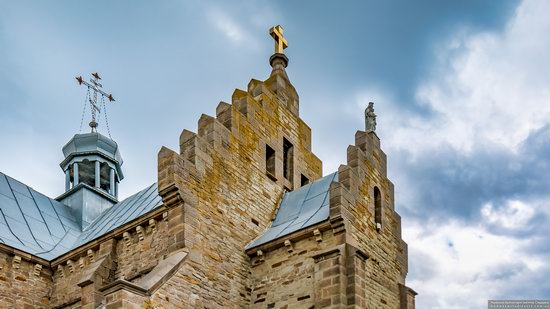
1, 0, 549, 307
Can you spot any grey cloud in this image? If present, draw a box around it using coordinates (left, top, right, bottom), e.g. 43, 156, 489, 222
393, 124, 550, 224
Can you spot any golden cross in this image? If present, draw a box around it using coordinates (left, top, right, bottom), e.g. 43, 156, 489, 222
269, 25, 288, 54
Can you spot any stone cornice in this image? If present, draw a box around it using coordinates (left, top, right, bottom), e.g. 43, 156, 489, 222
245, 220, 333, 255
51, 206, 166, 267
0, 243, 50, 266
99, 279, 149, 297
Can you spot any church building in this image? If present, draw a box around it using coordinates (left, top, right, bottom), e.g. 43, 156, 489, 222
0, 25, 416, 308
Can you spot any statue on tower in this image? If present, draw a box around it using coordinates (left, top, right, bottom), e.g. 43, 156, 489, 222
365, 102, 377, 132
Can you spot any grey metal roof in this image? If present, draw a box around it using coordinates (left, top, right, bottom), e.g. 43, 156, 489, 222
61, 132, 124, 179
74, 182, 162, 248
245, 172, 338, 250
62, 132, 122, 164
0, 172, 162, 260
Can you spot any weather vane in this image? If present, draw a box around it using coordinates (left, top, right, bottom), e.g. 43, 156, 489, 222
75, 72, 115, 135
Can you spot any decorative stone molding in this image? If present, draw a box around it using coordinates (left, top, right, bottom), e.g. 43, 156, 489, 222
12, 255, 21, 269
284, 240, 293, 253
67, 260, 75, 273
158, 184, 183, 209
136, 225, 145, 241
99, 279, 149, 297
123, 232, 132, 247
33, 263, 42, 277
149, 218, 157, 232
312, 247, 341, 263
256, 250, 264, 263
56, 265, 65, 278
87, 249, 95, 263
313, 229, 322, 242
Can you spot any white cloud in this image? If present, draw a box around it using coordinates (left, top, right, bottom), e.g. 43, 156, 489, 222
481, 200, 535, 230
207, 7, 246, 43
359, 0, 550, 159
406, 214, 547, 309
351, 0, 550, 307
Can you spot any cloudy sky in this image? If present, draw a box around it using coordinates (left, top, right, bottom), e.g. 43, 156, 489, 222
1, 0, 549, 307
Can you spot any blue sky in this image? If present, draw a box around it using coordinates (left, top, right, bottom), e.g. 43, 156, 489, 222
1, 1, 549, 307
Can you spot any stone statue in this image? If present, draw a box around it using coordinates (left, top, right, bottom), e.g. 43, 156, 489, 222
365, 102, 377, 132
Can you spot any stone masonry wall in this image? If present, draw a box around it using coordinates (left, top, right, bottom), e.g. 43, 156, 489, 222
115, 214, 170, 281
153, 69, 323, 308
332, 131, 410, 308
0, 250, 51, 308
48, 209, 172, 309
248, 227, 344, 309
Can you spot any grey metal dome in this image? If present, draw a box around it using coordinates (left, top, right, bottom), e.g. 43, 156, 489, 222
60, 132, 123, 179
62, 132, 122, 162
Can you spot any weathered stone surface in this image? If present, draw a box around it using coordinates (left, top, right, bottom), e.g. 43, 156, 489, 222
0, 51, 414, 308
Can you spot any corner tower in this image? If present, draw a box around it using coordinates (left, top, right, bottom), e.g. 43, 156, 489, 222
56, 73, 122, 229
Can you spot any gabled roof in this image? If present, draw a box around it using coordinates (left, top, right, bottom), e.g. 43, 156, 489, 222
245, 172, 338, 250
0, 172, 163, 261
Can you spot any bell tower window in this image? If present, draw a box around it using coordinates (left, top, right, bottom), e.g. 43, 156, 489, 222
283, 137, 294, 182
266, 144, 276, 180
374, 186, 382, 231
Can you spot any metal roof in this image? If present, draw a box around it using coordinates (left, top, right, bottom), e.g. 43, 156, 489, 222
245, 172, 338, 250
0, 172, 162, 260
61, 132, 124, 179
74, 182, 162, 248
62, 132, 122, 164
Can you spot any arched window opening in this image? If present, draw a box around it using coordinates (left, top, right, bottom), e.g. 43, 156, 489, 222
79, 159, 95, 187
374, 186, 382, 231
100, 162, 111, 192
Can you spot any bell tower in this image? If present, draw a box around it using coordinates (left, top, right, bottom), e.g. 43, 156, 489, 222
56, 73, 123, 229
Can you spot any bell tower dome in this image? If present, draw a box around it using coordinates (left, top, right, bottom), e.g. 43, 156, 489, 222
56, 133, 123, 229
56, 72, 122, 229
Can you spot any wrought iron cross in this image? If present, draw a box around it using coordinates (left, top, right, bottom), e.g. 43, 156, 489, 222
75, 73, 115, 133
269, 25, 288, 54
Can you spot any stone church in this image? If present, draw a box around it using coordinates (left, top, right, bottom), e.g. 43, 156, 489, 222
0, 26, 416, 308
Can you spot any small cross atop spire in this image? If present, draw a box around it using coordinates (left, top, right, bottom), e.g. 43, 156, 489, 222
75, 72, 115, 134
269, 25, 288, 54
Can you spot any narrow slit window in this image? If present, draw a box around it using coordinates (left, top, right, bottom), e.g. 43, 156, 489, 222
283, 138, 294, 182
301, 174, 309, 187
374, 186, 382, 230
266, 144, 276, 179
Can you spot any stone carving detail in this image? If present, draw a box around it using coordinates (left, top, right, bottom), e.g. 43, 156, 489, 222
365, 102, 377, 132
12, 255, 21, 269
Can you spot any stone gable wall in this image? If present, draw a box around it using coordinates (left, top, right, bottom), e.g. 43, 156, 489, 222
331, 131, 410, 308
152, 74, 323, 307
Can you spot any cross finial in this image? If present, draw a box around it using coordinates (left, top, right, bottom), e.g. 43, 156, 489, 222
75, 72, 115, 134
269, 25, 288, 54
